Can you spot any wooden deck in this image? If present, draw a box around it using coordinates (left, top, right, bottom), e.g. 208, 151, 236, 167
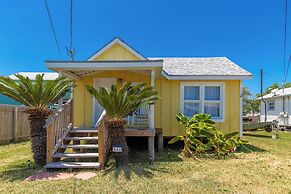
124, 128, 155, 137
123, 128, 163, 161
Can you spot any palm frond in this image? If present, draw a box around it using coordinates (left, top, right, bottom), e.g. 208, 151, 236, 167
86, 82, 159, 120
0, 74, 75, 108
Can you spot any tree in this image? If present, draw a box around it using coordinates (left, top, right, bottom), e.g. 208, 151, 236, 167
242, 87, 259, 116
0, 74, 74, 166
86, 82, 159, 165
256, 83, 280, 98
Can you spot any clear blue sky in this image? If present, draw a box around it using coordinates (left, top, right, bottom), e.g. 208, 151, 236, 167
0, 0, 290, 95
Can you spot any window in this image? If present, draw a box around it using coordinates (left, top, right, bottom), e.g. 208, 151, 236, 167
268, 100, 275, 111
180, 83, 224, 121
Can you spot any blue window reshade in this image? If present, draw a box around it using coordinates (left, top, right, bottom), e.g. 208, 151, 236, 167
184, 103, 200, 117
204, 103, 220, 118
184, 86, 199, 100
205, 86, 220, 100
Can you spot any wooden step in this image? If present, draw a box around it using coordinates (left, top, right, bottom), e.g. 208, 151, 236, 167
70, 129, 98, 133
45, 162, 100, 169
59, 144, 98, 149
64, 137, 98, 141
53, 153, 99, 158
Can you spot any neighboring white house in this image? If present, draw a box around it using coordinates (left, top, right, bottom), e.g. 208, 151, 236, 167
8, 72, 58, 80
259, 87, 291, 126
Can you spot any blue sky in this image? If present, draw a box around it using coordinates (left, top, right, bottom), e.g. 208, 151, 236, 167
0, 0, 290, 95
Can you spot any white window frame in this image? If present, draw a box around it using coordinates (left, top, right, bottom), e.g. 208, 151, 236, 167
180, 82, 225, 122
267, 100, 275, 111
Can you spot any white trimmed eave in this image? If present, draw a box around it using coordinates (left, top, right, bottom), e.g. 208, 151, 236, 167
46, 61, 163, 79
162, 71, 253, 80
87, 38, 147, 61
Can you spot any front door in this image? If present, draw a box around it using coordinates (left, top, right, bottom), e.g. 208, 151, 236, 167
92, 78, 116, 126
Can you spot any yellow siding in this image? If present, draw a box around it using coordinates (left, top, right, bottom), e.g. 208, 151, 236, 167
154, 79, 241, 136
73, 41, 241, 135
93, 43, 140, 61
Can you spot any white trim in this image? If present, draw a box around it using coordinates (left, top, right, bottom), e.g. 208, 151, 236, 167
92, 78, 116, 126
267, 100, 275, 111
162, 71, 252, 80
46, 61, 163, 70
180, 82, 225, 122
240, 81, 243, 137
87, 38, 147, 61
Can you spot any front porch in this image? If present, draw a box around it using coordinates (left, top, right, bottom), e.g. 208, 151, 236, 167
45, 60, 163, 169
44, 99, 162, 169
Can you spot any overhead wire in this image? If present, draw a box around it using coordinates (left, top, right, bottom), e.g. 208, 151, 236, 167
283, 0, 289, 85
44, 0, 63, 59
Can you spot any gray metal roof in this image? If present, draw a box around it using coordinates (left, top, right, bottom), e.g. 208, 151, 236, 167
260, 87, 291, 99
149, 57, 252, 78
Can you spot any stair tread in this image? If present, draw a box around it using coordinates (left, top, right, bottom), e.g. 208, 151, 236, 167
64, 137, 98, 141
70, 129, 98, 133
59, 144, 98, 149
53, 153, 98, 158
45, 162, 100, 169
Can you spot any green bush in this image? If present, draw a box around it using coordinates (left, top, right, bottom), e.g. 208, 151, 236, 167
169, 113, 244, 158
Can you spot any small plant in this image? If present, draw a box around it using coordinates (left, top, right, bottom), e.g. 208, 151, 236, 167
169, 113, 244, 158
206, 130, 244, 158
168, 113, 216, 157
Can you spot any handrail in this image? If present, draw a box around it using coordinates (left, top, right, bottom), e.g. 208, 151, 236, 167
94, 110, 106, 128
46, 99, 73, 163
97, 110, 110, 169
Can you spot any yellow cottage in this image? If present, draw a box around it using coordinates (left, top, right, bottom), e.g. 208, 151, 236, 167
46, 37, 252, 138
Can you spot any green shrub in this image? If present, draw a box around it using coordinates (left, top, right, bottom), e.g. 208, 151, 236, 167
169, 113, 244, 158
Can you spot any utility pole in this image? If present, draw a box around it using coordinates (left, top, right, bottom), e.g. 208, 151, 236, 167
67, 0, 75, 61
260, 69, 267, 122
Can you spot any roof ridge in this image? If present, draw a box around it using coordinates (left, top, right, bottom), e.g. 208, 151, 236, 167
148, 56, 227, 59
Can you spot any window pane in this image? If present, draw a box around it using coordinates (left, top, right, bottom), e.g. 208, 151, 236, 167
184, 102, 200, 117
204, 103, 220, 118
184, 86, 200, 100
205, 86, 220, 100
268, 101, 275, 111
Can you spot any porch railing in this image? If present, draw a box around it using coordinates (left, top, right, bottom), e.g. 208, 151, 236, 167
46, 99, 73, 163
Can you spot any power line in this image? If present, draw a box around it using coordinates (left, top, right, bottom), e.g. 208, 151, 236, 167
283, 0, 288, 81
70, 0, 73, 51
263, 71, 282, 82
44, 0, 63, 59
284, 54, 291, 82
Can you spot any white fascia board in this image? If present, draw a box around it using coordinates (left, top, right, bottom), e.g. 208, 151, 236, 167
162, 71, 253, 80
46, 61, 163, 70
259, 94, 291, 100
87, 38, 147, 61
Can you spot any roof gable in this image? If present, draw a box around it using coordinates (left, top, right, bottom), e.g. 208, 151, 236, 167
87, 37, 147, 61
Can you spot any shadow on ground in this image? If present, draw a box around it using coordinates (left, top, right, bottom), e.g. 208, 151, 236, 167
0, 162, 41, 182
238, 143, 267, 153
103, 148, 183, 180
243, 133, 272, 139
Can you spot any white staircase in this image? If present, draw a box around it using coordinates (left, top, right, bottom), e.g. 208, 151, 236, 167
45, 128, 100, 169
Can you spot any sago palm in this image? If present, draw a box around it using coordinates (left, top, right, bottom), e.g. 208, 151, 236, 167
86, 82, 159, 164
0, 74, 74, 166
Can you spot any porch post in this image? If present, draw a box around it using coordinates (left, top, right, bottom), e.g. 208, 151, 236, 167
149, 70, 155, 129
148, 70, 155, 162
239, 80, 243, 137
58, 72, 63, 109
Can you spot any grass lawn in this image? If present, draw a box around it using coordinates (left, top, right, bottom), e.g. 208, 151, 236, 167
0, 131, 291, 194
